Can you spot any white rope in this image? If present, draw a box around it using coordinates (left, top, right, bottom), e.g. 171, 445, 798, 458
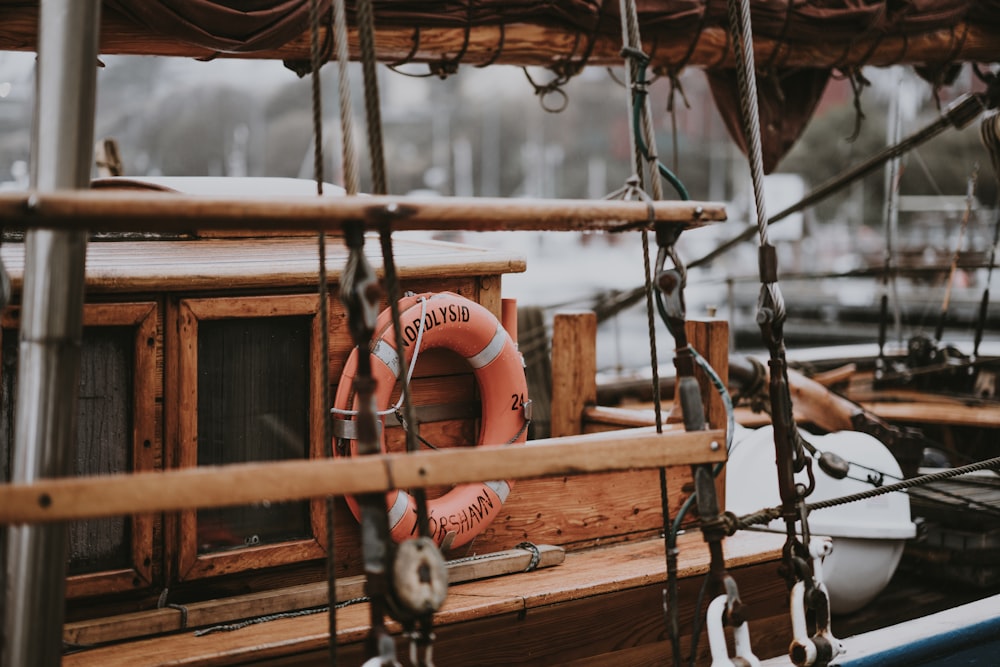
331, 296, 429, 418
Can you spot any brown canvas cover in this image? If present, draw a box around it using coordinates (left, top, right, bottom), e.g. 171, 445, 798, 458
95, 1, 986, 53
35, 0, 991, 170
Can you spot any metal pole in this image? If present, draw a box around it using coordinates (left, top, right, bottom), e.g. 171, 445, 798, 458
2, 2, 100, 666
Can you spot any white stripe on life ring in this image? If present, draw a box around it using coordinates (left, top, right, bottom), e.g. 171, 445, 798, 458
466, 324, 506, 369
372, 338, 402, 378
387, 490, 411, 531
484, 480, 511, 503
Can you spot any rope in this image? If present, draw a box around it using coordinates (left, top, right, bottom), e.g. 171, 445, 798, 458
331, 0, 359, 195
515, 542, 542, 572
194, 545, 550, 639
809, 457, 1000, 511
355, 0, 388, 195
306, 2, 337, 663
617, 3, 681, 662
193, 597, 371, 637
730, 455, 1000, 532
328, 0, 398, 659
156, 588, 189, 629
978, 112, 1000, 358
355, 3, 439, 658
194, 606, 329, 636
935, 165, 978, 342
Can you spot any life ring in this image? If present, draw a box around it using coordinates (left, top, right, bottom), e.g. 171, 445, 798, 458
333, 291, 529, 550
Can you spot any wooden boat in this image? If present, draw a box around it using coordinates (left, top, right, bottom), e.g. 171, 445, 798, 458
2, 2, 1000, 666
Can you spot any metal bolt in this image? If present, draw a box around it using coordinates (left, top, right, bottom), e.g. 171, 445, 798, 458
710, 440, 720, 451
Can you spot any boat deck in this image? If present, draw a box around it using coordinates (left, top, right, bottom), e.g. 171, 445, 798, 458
63, 531, 787, 666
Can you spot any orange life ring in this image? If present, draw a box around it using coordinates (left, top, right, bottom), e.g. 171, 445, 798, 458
333, 291, 529, 550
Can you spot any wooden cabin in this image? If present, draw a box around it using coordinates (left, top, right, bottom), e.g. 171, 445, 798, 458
0, 179, 793, 665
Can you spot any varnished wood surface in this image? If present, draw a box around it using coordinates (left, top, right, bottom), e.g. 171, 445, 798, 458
0, 427, 725, 524
550, 311, 598, 438
62, 531, 787, 666
64, 545, 566, 647
1, 4, 997, 70
0, 191, 725, 235
859, 400, 1000, 428
0, 236, 525, 293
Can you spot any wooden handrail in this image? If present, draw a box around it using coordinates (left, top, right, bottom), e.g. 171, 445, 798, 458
0, 427, 725, 524
0, 191, 724, 234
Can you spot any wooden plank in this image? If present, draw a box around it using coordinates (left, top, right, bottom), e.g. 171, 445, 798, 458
583, 405, 687, 430
1, 4, 997, 69
62, 532, 787, 666
860, 401, 1000, 428
465, 466, 696, 553
550, 311, 597, 438
0, 427, 725, 524
64, 545, 565, 646
0, 237, 525, 293
0, 191, 725, 234
687, 318, 729, 431
686, 318, 730, 509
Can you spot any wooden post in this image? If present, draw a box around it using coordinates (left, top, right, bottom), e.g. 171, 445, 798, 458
686, 318, 730, 432
669, 318, 730, 427
685, 317, 730, 507
550, 311, 597, 438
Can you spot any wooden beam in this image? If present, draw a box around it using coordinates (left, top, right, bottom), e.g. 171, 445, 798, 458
860, 401, 1000, 428
1, 5, 997, 69
0, 191, 724, 234
64, 544, 565, 646
550, 311, 598, 438
0, 427, 725, 524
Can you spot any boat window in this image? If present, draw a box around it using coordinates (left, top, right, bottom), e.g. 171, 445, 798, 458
195, 316, 311, 553
1, 326, 133, 576
69, 327, 134, 573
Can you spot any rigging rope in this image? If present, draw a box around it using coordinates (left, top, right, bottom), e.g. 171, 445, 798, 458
355, 1, 440, 661
730, 455, 1000, 532
725, 0, 816, 588
977, 112, 1000, 359
722, 8, 847, 665
616, 2, 684, 662
688, 87, 999, 272
935, 165, 978, 343
306, 0, 337, 663
328, 1, 400, 663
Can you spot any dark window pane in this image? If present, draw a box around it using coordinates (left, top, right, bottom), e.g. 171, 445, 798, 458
1, 327, 133, 577
70, 328, 133, 574
196, 316, 310, 553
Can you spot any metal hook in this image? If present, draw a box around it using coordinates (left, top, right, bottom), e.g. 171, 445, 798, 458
788, 538, 844, 667
707, 594, 761, 667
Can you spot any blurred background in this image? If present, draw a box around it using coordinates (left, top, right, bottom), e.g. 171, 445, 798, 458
1, 53, 996, 372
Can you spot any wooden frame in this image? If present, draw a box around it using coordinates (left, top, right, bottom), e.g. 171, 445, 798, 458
173, 294, 326, 580
1, 302, 158, 598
